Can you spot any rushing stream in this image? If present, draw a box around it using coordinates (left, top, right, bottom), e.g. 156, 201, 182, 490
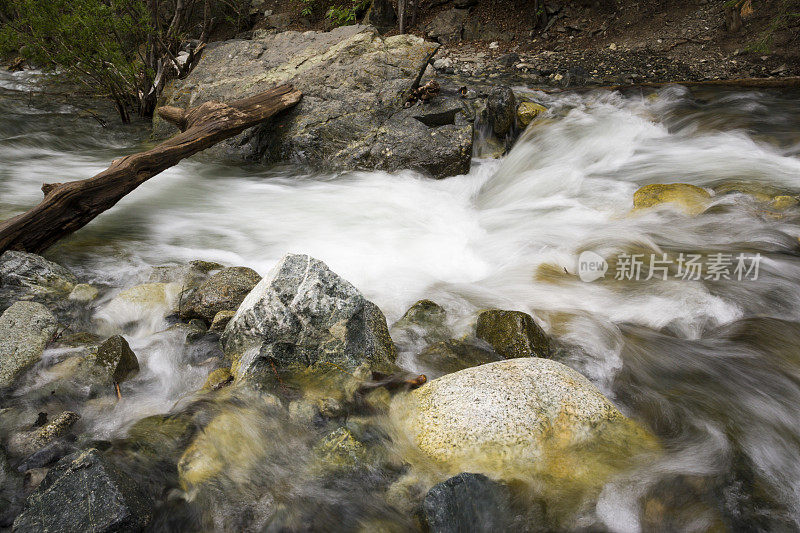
3, 69, 800, 531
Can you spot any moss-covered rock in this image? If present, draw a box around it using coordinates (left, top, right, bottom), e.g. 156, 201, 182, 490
475, 309, 551, 359
517, 101, 547, 128
209, 310, 236, 333
201, 368, 233, 392
392, 299, 450, 345
632, 183, 711, 215
312, 427, 370, 472
126, 414, 194, 459
179, 266, 262, 323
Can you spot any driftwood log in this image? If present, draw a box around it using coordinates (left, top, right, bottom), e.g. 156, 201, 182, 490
0, 84, 302, 254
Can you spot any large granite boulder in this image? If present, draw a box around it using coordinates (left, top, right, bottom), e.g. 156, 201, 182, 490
13, 449, 153, 532
0, 301, 58, 388
154, 25, 473, 179
222, 254, 396, 376
390, 358, 657, 505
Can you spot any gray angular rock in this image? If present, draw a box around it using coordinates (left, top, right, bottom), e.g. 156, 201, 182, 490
179, 266, 262, 322
425, 8, 469, 44
0, 302, 58, 388
13, 448, 153, 532
222, 253, 396, 375
423, 473, 512, 533
0, 251, 77, 296
155, 26, 472, 179
486, 86, 517, 137
475, 309, 551, 359
94, 335, 140, 383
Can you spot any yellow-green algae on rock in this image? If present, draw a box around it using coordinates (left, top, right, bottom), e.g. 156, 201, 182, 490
388, 358, 658, 517
633, 183, 711, 215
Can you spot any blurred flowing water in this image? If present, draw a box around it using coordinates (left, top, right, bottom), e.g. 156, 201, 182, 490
4, 69, 800, 530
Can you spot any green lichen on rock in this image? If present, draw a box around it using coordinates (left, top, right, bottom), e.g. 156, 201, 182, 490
475, 309, 551, 359
201, 367, 233, 391
633, 183, 711, 215
127, 414, 194, 459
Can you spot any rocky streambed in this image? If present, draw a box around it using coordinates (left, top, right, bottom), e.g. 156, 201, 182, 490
0, 249, 657, 531
3, 22, 800, 533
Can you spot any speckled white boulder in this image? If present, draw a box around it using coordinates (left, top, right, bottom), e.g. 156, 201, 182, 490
390, 358, 656, 490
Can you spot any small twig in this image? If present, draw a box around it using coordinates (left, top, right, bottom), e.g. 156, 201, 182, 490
114, 382, 122, 400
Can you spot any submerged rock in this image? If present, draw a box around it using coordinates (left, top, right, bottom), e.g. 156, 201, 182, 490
179, 266, 261, 322
392, 299, 450, 346
155, 26, 472, 179
417, 339, 500, 375
223, 253, 396, 376
13, 448, 153, 532
0, 251, 77, 297
126, 414, 195, 460
0, 301, 58, 388
475, 309, 551, 359
422, 473, 512, 533
68, 283, 99, 303
0, 447, 24, 527
390, 358, 657, 506
201, 367, 233, 391
100, 282, 182, 326
633, 183, 711, 215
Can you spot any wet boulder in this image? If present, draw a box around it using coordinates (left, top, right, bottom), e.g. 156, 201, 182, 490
93, 335, 140, 383
0, 301, 58, 388
155, 26, 472, 179
632, 183, 711, 215
390, 359, 657, 504
13, 448, 153, 532
222, 253, 397, 376
392, 299, 450, 346
0, 251, 77, 297
422, 473, 512, 533
68, 283, 99, 303
7, 411, 80, 458
517, 101, 546, 128
98, 282, 182, 327
486, 86, 517, 137
475, 309, 551, 359
179, 266, 262, 323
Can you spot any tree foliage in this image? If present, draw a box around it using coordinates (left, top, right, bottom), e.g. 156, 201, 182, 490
0, 0, 248, 123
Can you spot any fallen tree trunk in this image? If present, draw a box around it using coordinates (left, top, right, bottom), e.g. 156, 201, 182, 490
0, 84, 302, 254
